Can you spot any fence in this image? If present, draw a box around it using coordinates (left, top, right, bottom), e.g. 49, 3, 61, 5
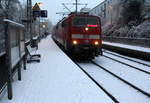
0, 19, 26, 100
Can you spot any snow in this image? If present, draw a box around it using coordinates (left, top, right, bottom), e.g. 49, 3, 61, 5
79, 63, 150, 103
3, 19, 24, 28
93, 56, 150, 94
0, 36, 114, 103
103, 41, 150, 53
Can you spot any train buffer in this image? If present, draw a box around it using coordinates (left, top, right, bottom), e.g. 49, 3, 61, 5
0, 36, 114, 103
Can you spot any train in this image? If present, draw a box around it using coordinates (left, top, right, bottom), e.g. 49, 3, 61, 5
52, 12, 103, 59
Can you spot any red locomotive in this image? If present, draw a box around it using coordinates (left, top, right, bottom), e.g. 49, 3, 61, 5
52, 12, 102, 59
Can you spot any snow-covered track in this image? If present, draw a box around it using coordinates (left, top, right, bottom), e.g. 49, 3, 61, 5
91, 61, 150, 97
103, 55, 150, 75
75, 62, 120, 103
103, 50, 150, 67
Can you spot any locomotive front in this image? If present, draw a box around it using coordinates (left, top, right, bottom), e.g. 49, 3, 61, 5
69, 14, 102, 59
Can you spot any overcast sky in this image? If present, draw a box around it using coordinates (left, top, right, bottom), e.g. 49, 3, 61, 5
31, 0, 104, 24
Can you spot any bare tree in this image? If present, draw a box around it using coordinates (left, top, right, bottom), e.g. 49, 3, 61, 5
0, 0, 23, 22
143, 0, 150, 19
121, 0, 143, 25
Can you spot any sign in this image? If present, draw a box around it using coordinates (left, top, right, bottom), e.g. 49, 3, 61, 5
40, 10, 48, 17
33, 10, 40, 17
32, 3, 40, 11
33, 10, 48, 18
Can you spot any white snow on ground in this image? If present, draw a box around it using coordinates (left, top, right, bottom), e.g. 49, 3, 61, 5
79, 63, 150, 103
103, 52, 150, 73
94, 56, 150, 94
103, 41, 150, 53
0, 36, 114, 103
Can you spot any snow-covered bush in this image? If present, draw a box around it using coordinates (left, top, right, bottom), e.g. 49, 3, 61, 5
102, 0, 150, 38
112, 26, 129, 37
121, 0, 143, 25
102, 23, 122, 36
143, 0, 150, 19
0, 0, 23, 22
128, 20, 150, 38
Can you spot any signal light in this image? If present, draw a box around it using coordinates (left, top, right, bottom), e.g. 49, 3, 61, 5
94, 41, 99, 45
73, 40, 77, 45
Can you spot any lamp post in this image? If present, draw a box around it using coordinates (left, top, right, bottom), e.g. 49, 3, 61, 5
32, 2, 42, 41
36, 3, 42, 39
27, 0, 33, 41
42, 24, 46, 35
109, 5, 112, 25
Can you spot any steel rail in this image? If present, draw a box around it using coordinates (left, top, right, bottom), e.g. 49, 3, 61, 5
75, 62, 120, 103
103, 55, 150, 75
91, 61, 150, 97
103, 50, 150, 67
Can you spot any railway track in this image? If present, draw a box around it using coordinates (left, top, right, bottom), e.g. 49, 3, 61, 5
75, 62, 120, 103
91, 61, 150, 97
103, 50, 150, 67
102, 50, 150, 74
102, 54, 150, 75
72, 50, 150, 102
74, 59, 150, 103
75, 61, 150, 103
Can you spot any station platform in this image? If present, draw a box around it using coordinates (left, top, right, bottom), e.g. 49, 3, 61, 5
103, 41, 150, 53
102, 41, 150, 61
0, 36, 114, 103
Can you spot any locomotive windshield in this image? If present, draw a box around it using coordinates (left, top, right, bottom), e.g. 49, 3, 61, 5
72, 16, 99, 27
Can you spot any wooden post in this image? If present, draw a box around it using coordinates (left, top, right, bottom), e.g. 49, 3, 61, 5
5, 21, 13, 100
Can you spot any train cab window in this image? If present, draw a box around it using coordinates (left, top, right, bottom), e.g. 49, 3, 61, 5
87, 18, 98, 25
72, 16, 99, 27
73, 17, 86, 27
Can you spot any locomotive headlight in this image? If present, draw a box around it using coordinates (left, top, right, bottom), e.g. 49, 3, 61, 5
85, 27, 89, 31
94, 41, 99, 45
73, 40, 78, 45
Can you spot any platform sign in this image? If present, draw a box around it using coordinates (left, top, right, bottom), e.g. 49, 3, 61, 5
40, 10, 48, 17
33, 10, 48, 18
33, 10, 40, 17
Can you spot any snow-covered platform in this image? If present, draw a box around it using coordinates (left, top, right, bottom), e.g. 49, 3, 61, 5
102, 41, 150, 61
0, 36, 114, 103
103, 41, 150, 53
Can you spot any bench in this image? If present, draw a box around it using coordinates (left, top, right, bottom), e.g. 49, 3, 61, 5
26, 45, 41, 63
